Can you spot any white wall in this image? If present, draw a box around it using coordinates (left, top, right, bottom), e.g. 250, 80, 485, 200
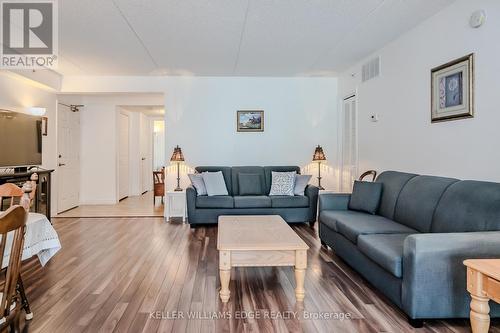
0, 71, 58, 215
77, 94, 162, 203
61, 76, 340, 191
338, 0, 500, 182
164, 77, 339, 190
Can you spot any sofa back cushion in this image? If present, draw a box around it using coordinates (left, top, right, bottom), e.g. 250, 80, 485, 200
195, 166, 232, 195
375, 171, 418, 220
348, 181, 383, 214
264, 166, 300, 194
394, 175, 458, 232
431, 180, 500, 232
232, 166, 266, 196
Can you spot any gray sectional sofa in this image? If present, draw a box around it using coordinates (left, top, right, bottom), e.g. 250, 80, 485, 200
186, 166, 319, 226
318, 171, 500, 326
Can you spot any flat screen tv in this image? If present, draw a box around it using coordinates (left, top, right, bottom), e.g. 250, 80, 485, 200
0, 110, 42, 167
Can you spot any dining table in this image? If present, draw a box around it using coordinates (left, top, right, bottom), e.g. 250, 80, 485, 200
1, 211, 62, 319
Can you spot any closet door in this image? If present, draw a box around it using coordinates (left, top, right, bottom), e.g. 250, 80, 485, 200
341, 95, 358, 192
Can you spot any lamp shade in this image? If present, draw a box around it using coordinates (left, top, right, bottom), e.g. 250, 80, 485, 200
170, 145, 185, 162
312, 145, 326, 161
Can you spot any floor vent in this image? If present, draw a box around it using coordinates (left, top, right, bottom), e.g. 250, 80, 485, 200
361, 56, 380, 82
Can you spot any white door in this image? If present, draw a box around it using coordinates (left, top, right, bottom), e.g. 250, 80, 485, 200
57, 106, 80, 213
118, 113, 130, 200
341, 95, 358, 192
140, 117, 152, 193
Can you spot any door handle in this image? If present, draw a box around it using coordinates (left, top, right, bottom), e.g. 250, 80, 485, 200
58, 163, 66, 167
142, 157, 146, 161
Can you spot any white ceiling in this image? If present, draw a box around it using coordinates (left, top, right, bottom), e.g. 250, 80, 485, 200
57, 0, 455, 77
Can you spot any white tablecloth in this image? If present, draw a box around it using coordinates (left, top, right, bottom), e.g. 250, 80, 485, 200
1, 212, 61, 268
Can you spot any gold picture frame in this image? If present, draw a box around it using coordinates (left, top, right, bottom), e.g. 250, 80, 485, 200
237, 110, 264, 132
431, 53, 474, 123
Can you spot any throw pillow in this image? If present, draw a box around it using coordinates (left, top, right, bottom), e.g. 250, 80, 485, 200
348, 180, 383, 215
238, 173, 263, 196
294, 174, 312, 196
188, 173, 207, 196
202, 171, 229, 196
269, 171, 296, 196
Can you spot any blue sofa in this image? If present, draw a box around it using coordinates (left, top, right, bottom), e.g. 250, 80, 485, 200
319, 171, 500, 326
186, 166, 319, 226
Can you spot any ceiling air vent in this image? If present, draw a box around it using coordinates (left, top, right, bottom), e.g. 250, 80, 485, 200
361, 56, 380, 82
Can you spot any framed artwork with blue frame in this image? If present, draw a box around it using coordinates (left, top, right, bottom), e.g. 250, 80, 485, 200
431, 53, 474, 123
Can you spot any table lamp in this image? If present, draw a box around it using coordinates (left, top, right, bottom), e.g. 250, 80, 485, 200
170, 145, 185, 191
312, 145, 326, 190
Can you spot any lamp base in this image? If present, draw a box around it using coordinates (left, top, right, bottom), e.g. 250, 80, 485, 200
174, 187, 183, 192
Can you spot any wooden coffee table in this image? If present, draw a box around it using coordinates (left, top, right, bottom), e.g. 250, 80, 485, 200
464, 259, 500, 333
217, 215, 309, 303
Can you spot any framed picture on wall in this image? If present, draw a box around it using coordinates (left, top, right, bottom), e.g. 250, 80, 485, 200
237, 110, 264, 132
431, 53, 474, 123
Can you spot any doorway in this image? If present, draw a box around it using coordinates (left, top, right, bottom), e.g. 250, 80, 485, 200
118, 112, 130, 201
57, 102, 80, 213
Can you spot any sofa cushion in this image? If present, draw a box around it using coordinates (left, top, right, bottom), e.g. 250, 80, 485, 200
394, 175, 458, 232
357, 233, 414, 278
196, 196, 234, 209
376, 171, 418, 220
269, 171, 296, 196
271, 195, 309, 208
264, 166, 301, 193
196, 166, 232, 195
234, 196, 271, 208
294, 174, 312, 196
188, 173, 207, 196
231, 166, 266, 195
202, 171, 229, 196
238, 173, 263, 196
319, 210, 349, 231
348, 181, 382, 214
334, 211, 417, 243
431, 180, 500, 233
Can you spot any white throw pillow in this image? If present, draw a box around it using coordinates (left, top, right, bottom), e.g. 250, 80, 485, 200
269, 171, 296, 196
202, 171, 229, 196
188, 173, 207, 196
294, 174, 312, 196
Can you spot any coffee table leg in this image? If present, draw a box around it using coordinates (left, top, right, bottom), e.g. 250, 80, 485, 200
295, 250, 307, 302
470, 294, 490, 333
219, 250, 231, 303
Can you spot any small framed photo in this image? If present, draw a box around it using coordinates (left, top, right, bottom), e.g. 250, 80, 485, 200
237, 110, 264, 132
431, 53, 474, 123
41, 117, 48, 136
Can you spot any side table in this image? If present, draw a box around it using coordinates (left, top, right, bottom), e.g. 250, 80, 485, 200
164, 190, 187, 223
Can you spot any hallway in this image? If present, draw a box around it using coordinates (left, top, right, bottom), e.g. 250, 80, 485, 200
56, 191, 164, 218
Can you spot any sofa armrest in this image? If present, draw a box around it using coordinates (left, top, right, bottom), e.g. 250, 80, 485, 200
318, 193, 351, 212
304, 185, 319, 222
402, 231, 500, 318
186, 186, 197, 219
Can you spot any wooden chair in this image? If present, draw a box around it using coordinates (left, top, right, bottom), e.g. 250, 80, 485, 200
0, 176, 36, 322
153, 169, 165, 205
0, 205, 27, 333
359, 170, 377, 182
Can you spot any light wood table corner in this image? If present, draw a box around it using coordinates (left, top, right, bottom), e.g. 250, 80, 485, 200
464, 259, 500, 333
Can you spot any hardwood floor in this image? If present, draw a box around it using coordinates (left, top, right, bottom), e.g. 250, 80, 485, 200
19, 217, 500, 333
56, 191, 164, 218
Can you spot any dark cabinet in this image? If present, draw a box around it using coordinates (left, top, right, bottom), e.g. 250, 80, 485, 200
0, 168, 54, 220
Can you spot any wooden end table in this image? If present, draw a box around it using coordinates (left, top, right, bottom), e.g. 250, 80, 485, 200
464, 259, 500, 333
217, 215, 309, 303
